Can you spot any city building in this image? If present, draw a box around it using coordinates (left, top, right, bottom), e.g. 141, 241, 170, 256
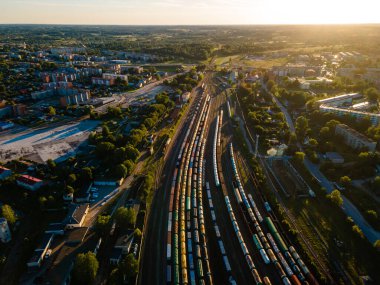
64, 204, 89, 230
60, 91, 90, 106
320, 105, 380, 126
91, 77, 115, 86
102, 73, 128, 83
272, 64, 323, 78
335, 124, 377, 152
121, 65, 144, 74
317, 93, 362, 107
16, 175, 43, 191
0, 166, 12, 180
351, 101, 374, 111
31, 89, 55, 100
0, 218, 11, 243
13, 104, 27, 116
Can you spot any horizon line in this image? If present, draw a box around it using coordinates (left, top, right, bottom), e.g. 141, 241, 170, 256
1, 22, 380, 27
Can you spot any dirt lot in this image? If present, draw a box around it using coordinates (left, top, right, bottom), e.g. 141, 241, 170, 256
0, 120, 99, 163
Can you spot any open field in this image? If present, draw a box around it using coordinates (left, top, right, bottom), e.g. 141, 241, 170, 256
0, 120, 100, 163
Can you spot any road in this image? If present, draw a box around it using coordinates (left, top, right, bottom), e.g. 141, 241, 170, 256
264, 82, 380, 243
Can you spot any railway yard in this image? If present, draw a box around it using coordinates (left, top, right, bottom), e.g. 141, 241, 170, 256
141, 72, 319, 285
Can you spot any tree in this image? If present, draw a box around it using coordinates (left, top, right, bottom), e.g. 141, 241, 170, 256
47, 159, 56, 170
352, 225, 364, 239
95, 215, 111, 237
66, 185, 75, 194
266, 80, 276, 91
237, 84, 251, 98
47, 106, 56, 116
295, 116, 309, 141
67, 173, 77, 185
309, 138, 318, 148
319, 126, 331, 140
373, 176, 380, 192
114, 207, 136, 228
339, 176, 351, 188
81, 167, 93, 182
139, 173, 154, 201
96, 142, 115, 158
1, 204, 16, 225
71, 252, 99, 284
120, 253, 139, 280
102, 125, 111, 137
365, 87, 380, 102
326, 119, 340, 130
294, 152, 305, 163
326, 189, 343, 207
114, 164, 128, 179
125, 145, 140, 162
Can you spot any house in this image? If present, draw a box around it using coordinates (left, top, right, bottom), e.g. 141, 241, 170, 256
109, 247, 123, 265
45, 223, 65, 236
0, 166, 12, 180
110, 232, 134, 265
63, 192, 74, 202
335, 124, 377, 152
181, 92, 191, 103
0, 121, 14, 131
0, 218, 11, 243
16, 175, 43, 191
75, 183, 92, 203
64, 204, 89, 230
27, 233, 54, 269
229, 71, 238, 83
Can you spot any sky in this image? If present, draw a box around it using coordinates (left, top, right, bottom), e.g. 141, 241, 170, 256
1, 0, 380, 25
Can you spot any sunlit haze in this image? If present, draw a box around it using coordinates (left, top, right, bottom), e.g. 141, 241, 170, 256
1, 0, 380, 25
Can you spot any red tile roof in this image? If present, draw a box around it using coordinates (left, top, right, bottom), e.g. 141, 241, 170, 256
17, 175, 42, 185
0, 166, 10, 174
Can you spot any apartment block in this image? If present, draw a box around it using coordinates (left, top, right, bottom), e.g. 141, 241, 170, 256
335, 124, 377, 152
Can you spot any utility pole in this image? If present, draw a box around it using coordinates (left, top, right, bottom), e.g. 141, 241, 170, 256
255, 134, 259, 158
